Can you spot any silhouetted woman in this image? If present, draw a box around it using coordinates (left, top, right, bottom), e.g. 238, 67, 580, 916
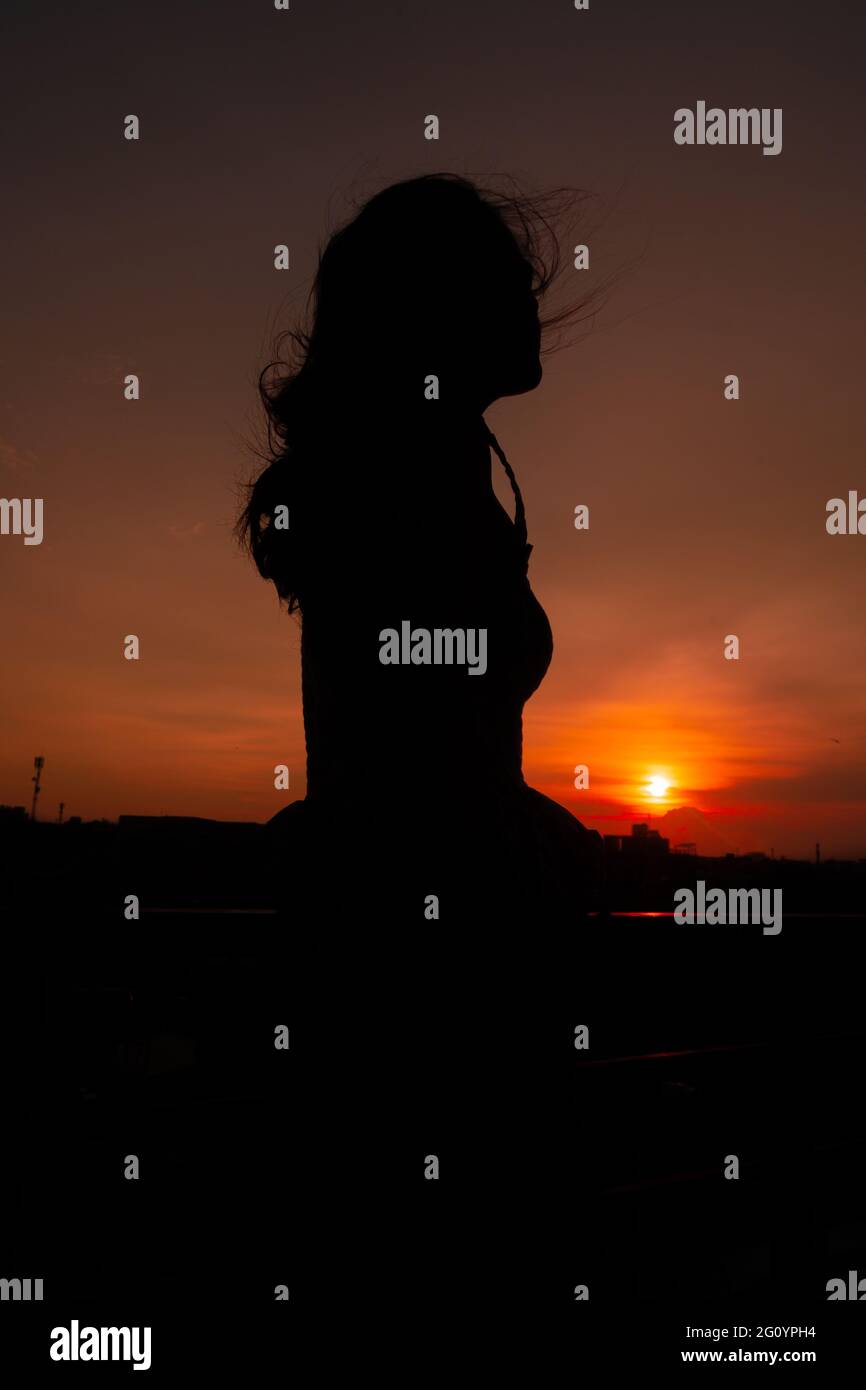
239, 174, 602, 923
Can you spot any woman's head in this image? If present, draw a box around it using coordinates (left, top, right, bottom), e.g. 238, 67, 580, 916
240, 173, 603, 607
305, 175, 544, 410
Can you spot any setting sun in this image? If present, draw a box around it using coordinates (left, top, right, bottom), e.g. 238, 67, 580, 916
645, 776, 671, 799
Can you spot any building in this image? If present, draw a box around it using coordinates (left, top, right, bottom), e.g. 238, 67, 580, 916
605, 823, 670, 856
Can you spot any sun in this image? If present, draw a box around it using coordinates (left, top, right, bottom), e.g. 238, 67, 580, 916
645, 775, 671, 800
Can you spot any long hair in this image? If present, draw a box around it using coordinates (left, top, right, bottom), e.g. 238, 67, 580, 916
237, 173, 606, 612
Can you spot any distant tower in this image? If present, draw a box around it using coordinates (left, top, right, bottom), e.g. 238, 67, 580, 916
30, 755, 45, 822
58, 801, 65, 825
816, 841, 821, 865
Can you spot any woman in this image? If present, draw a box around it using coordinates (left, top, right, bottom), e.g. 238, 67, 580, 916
239, 173, 603, 924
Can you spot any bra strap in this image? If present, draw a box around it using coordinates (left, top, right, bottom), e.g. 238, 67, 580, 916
486, 427, 530, 560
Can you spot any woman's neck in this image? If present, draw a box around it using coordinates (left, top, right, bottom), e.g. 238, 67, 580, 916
341, 401, 495, 501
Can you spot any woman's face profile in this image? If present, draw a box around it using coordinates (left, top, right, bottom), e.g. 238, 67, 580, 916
494, 249, 543, 399
315, 183, 547, 413
458, 226, 543, 408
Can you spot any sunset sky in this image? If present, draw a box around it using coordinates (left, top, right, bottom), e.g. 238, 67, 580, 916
2, 0, 865, 857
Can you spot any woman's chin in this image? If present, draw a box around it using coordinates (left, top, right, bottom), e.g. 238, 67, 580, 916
506, 360, 543, 396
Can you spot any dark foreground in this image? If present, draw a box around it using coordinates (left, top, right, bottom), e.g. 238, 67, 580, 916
2, 816, 865, 1373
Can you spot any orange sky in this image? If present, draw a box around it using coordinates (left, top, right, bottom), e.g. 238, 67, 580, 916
2, 0, 865, 858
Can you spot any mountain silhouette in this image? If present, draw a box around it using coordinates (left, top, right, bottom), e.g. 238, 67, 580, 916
655, 805, 735, 857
